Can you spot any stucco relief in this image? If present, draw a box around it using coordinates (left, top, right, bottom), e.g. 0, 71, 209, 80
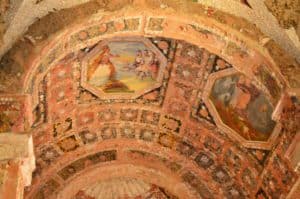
0, 1, 298, 198
0, 13, 294, 198
25, 36, 281, 199
73, 177, 178, 199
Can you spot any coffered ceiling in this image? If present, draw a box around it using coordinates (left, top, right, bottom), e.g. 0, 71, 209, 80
0, 1, 299, 199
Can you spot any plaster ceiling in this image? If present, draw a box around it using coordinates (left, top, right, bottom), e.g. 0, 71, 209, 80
22, 33, 295, 198
0, 1, 299, 199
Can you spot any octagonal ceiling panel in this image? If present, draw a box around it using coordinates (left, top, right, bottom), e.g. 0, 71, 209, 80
203, 68, 281, 149
81, 37, 167, 99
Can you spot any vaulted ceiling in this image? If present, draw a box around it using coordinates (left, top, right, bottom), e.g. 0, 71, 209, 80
0, 1, 299, 199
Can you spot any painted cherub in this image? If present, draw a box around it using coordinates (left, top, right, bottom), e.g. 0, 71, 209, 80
135, 50, 157, 79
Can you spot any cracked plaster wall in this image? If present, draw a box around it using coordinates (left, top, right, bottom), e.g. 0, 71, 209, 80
0, 0, 90, 55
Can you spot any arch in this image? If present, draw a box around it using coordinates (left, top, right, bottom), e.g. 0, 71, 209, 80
26, 140, 223, 199
21, 9, 287, 104
0, 2, 298, 199
56, 164, 195, 199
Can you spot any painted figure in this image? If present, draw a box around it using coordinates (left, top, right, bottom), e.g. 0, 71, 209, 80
88, 45, 117, 82
88, 45, 129, 92
134, 50, 144, 68
135, 50, 159, 79
210, 74, 275, 141
231, 75, 260, 116
86, 40, 161, 94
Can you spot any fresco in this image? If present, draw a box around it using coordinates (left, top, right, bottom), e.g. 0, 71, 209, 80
86, 41, 161, 94
210, 74, 276, 141
254, 65, 281, 104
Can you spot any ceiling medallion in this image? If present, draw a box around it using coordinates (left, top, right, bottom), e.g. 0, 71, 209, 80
81, 37, 167, 99
203, 68, 281, 149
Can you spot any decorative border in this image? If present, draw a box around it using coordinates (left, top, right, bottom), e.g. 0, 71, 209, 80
22, 14, 287, 109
